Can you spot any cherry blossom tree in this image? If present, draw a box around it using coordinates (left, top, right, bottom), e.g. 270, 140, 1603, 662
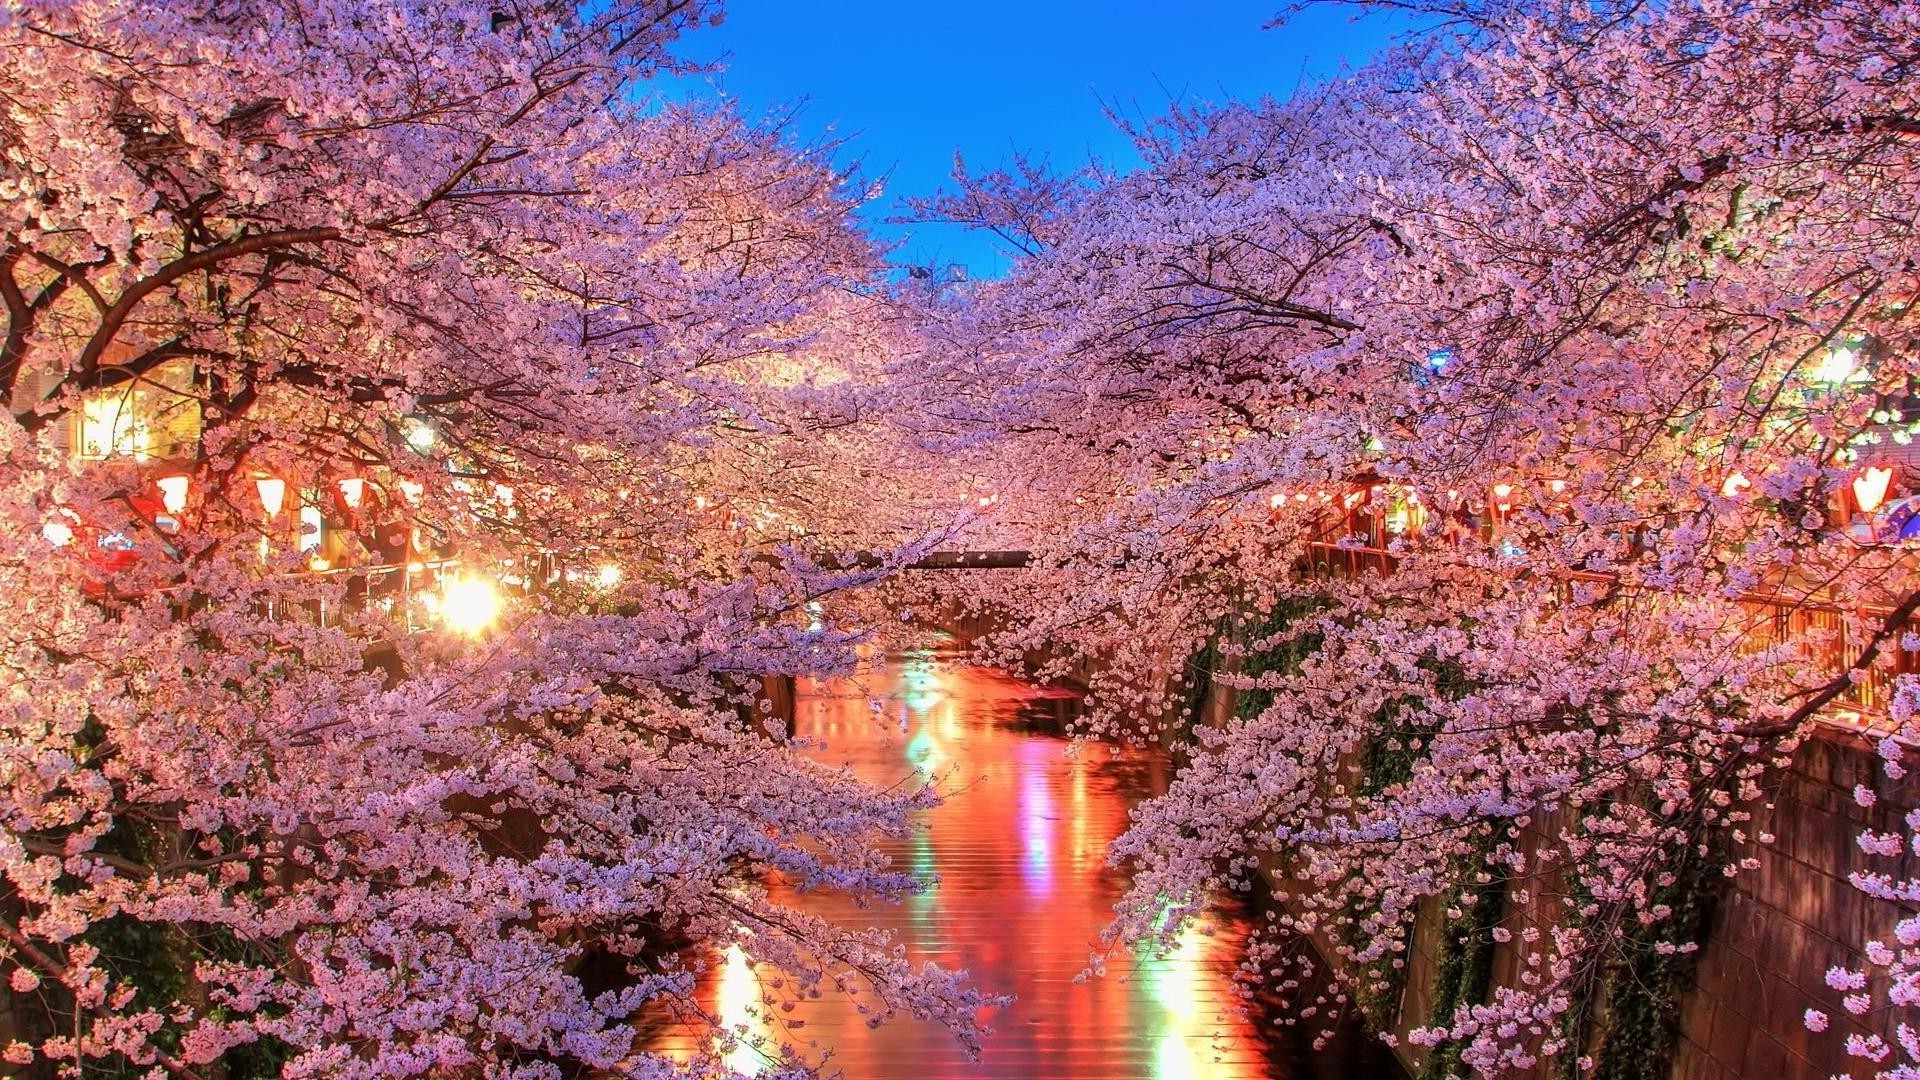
919, 0, 1920, 1074
0, 1, 989, 1076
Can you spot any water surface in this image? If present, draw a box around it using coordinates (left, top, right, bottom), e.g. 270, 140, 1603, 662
642, 651, 1400, 1079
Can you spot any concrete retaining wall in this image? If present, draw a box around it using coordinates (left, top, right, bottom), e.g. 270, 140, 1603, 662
1199, 669, 1920, 1079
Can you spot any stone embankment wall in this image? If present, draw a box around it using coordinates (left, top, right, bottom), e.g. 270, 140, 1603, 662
1672, 729, 1920, 1079
1198, 671, 1920, 1079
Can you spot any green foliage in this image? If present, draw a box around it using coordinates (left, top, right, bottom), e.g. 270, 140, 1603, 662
1418, 839, 1508, 1080
1557, 838, 1720, 1080
1231, 595, 1330, 721
1172, 625, 1223, 743
59, 815, 295, 1078
1172, 594, 1329, 740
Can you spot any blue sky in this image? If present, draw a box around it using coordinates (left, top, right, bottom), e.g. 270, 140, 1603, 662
655, 2, 1404, 277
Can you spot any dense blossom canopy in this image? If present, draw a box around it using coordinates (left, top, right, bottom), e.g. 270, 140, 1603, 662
0, 0, 981, 1076
6, 0, 1920, 1076
915, 0, 1920, 1075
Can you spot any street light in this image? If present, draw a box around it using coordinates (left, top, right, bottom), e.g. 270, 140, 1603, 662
402, 417, 436, 452
440, 576, 502, 636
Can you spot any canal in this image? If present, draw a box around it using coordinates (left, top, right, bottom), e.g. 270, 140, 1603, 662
644, 649, 1401, 1079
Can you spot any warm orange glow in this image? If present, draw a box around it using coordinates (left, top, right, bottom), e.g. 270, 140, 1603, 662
1549, 479, 1567, 495
1854, 466, 1895, 514
255, 476, 287, 518
156, 475, 191, 515
440, 576, 502, 636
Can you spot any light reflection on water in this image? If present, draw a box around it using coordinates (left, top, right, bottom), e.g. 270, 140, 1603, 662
638, 651, 1400, 1079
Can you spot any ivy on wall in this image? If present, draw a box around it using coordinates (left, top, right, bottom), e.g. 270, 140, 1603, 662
1186, 595, 1730, 1080
1416, 834, 1507, 1080
1555, 830, 1720, 1080
24, 729, 298, 1077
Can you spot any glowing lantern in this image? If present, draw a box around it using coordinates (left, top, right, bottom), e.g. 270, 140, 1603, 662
1720, 473, 1751, 498
398, 480, 424, 506
1269, 493, 1286, 509
41, 517, 73, 547
596, 564, 622, 589
440, 577, 502, 636
255, 476, 287, 518
298, 505, 324, 552
1492, 482, 1515, 511
338, 477, 366, 510
156, 475, 191, 515
1854, 467, 1895, 514
1549, 479, 1567, 495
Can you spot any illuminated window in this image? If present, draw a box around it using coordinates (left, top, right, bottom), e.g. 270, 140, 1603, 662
70, 363, 200, 462
78, 390, 156, 460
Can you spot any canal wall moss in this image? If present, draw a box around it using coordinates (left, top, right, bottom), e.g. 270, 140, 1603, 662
1192, 613, 1920, 1080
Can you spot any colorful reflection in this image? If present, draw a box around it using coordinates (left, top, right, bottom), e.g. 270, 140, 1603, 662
1018, 741, 1055, 892
714, 943, 774, 1077
637, 653, 1401, 1079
